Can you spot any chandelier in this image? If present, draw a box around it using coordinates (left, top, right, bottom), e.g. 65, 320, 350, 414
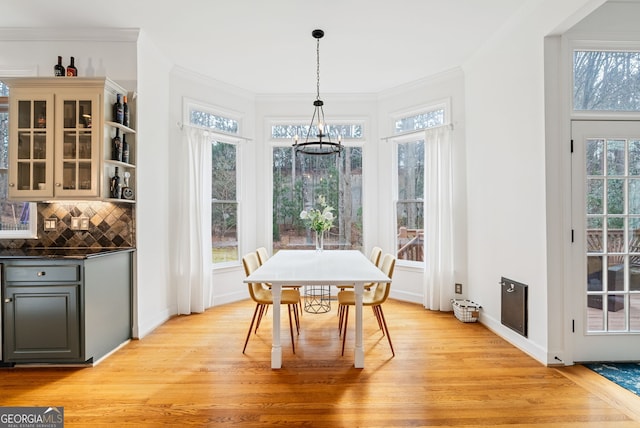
293, 29, 343, 156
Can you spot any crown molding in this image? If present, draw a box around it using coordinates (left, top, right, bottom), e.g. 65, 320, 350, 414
0, 27, 139, 42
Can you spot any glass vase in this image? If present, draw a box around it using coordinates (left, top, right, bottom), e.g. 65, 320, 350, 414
315, 230, 324, 252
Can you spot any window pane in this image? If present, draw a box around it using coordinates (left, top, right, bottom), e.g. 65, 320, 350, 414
273, 147, 362, 251
211, 141, 237, 263
190, 109, 238, 134
271, 124, 363, 140
574, 50, 640, 111
397, 140, 424, 262
212, 202, 238, 263
211, 141, 236, 200
394, 109, 444, 133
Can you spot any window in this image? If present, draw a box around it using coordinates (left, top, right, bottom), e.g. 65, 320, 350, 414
211, 140, 238, 264
187, 100, 241, 264
574, 50, 640, 111
271, 124, 363, 252
393, 106, 445, 263
0, 80, 36, 238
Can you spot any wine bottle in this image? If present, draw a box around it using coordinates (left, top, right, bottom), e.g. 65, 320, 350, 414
122, 134, 130, 164
113, 94, 124, 124
123, 95, 130, 127
110, 167, 121, 199
54, 56, 65, 77
66, 56, 77, 76
112, 129, 123, 162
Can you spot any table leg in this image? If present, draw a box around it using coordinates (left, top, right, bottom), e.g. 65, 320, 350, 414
271, 283, 282, 369
354, 282, 364, 368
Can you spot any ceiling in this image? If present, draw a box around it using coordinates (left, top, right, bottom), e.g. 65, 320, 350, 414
1, 0, 531, 94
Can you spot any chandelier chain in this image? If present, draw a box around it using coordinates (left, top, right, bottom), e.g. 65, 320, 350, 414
316, 37, 321, 101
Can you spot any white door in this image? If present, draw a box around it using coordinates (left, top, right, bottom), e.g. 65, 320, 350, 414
571, 120, 640, 362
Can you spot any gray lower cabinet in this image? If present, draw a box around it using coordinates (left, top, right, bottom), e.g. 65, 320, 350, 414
2, 251, 132, 364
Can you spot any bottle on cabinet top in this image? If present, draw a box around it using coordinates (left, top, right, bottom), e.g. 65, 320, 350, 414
54, 56, 65, 77
66, 56, 77, 77
113, 94, 124, 124
123, 95, 130, 128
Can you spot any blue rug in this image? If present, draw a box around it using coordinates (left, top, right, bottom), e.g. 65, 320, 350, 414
585, 362, 640, 396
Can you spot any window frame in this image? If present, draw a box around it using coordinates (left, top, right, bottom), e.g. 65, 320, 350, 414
183, 97, 244, 268
390, 100, 449, 267
267, 117, 367, 253
570, 40, 640, 120
0, 78, 37, 239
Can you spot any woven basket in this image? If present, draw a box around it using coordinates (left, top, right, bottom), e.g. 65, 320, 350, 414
451, 299, 482, 323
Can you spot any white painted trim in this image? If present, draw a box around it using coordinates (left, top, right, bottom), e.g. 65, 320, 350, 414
0, 27, 139, 42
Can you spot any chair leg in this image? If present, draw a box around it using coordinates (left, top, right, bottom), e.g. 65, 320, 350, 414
255, 304, 267, 333
341, 305, 349, 356
293, 301, 300, 333
287, 304, 295, 354
377, 305, 395, 357
373, 306, 383, 331
243, 303, 261, 354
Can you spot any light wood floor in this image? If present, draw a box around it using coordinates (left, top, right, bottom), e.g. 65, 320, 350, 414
2, 299, 639, 427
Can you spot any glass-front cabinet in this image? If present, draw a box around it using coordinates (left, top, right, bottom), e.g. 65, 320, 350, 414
55, 95, 99, 198
10, 95, 54, 198
6, 78, 135, 202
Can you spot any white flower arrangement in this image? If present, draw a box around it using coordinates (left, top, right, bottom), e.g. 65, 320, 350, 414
300, 195, 334, 233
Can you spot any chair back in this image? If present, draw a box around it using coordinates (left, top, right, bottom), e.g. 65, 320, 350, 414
369, 246, 383, 267
242, 252, 267, 302
256, 247, 270, 265
371, 253, 396, 305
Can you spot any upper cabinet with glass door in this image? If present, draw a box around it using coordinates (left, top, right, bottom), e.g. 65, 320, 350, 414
5, 77, 135, 202
8, 92, 54, 198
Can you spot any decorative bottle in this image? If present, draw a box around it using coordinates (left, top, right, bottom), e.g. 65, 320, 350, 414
66, 56, 77, 76
54, 56, 65, 76
122, 134, 129, 164
112, 129, 123, 161
110, 167, 122, 199
122, 95, 130, 127
113, 94, 124, 124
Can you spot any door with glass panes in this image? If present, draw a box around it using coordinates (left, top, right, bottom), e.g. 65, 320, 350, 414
571, 120, 640, 361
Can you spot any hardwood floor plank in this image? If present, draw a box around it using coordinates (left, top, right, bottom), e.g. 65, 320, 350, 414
1, 299, 638, 426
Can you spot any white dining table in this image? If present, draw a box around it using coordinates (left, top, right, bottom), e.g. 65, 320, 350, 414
243, 249, 390, 369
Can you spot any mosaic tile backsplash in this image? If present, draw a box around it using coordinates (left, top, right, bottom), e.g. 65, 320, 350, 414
0, 202, 135, 250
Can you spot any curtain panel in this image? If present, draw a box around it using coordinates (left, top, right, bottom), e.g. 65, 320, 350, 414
173, 127, 213, 314
423, 125, 454, 311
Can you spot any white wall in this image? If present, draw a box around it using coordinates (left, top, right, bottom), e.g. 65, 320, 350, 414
133, 30, 173, 338
0, 29, 137, 86
463, 0, 605, 364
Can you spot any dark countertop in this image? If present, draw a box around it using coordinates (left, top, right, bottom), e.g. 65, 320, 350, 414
0, 247, 135, 260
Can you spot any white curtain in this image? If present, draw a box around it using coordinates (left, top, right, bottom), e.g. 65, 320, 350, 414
423, 125, 454, 311
174, 126, 213, 314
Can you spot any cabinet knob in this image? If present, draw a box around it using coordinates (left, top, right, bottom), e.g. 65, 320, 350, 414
56, 183, 61, 187
37, 271, 46, 277
4, 298, 11, 303
9, 183, 14, 187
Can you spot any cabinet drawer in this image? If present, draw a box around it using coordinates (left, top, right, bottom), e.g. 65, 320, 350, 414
5, 265, 80, 282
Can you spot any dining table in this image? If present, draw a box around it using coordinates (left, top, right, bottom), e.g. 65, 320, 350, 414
243, 249, 391, 369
